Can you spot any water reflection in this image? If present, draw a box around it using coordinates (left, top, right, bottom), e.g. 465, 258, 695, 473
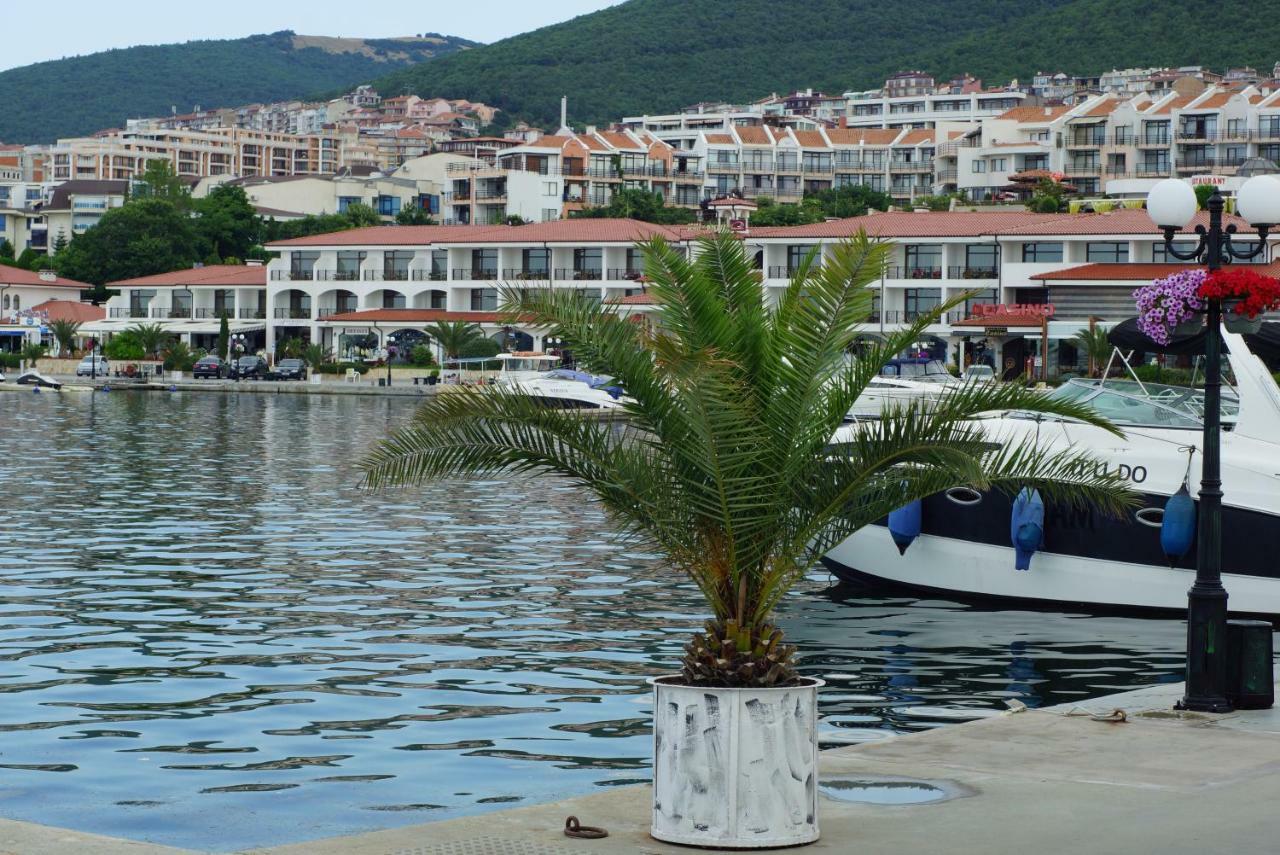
0, 392, 1186, 850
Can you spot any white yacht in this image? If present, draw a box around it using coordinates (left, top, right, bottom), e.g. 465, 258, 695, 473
847, 358, 963, 419
492, 353, 631, 410
824, 330, 1280, 614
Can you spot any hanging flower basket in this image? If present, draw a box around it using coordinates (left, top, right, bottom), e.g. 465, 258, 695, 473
1133, 269, 1207, 346
1199, 268, 1280, 335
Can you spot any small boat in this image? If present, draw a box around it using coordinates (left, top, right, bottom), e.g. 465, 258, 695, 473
847, 358, 962, 420
16, 370, 62, 390
824, 329, 1280, 615
509, 368, 632, 410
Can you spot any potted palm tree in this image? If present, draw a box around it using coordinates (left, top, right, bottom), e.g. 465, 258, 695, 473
361, 232, 1131, 849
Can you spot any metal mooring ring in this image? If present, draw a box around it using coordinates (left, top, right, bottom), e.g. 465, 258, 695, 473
564, 815, 609, 839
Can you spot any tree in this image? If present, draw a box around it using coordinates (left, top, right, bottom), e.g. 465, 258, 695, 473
131, 160, 191, 207
15, 248, 45, 271
55, 199, 198, 286
343, 203, 380, 228
572, 188, 697, 225
161, 339, 196, 372
49, 319, 81, 357
278, 337, 305, 359
216, 313, 230, 361
0, 238, 13, 261
194, 184, 261, 261
750, 199, 824, 227
361, 232, 1133, 687
126, 322, 172, 359
424, 321, 486, 359
395, 204, 437, 225
301, 342, 328, 367
51, 231, 68, 256
103, 330, 145, 361
458, 336, 501, 359
1194, 183, 1216, 210
1027, 178, 1067, 213
805, 184, 892, 219
1073, 325, 1113, 378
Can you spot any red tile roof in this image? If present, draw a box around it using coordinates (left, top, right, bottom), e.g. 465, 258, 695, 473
896, 129, 934, 146
995, 105, 1071, 123
1082, 97, 1121, 117
1003, 208, 1254, 236
268, 224, 512, 248
1031, 261, 1280, 281
30, 299, 105, 323
616, 293, 656, 305
704, 133, 735, 145
269, 219, 706, 248
825, 128, 898, 146
0, 263, 88, 289
109, 264, 268, 287
735, 126, 771, 146
791, 130, 828, 148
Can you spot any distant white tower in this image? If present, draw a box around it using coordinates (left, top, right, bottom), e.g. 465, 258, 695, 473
558, 96, 571, 135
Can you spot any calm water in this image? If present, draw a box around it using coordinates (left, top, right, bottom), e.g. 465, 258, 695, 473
0, 391, 1186, 851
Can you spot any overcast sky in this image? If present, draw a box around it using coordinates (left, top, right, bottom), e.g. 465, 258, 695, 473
1, 0, 626, 71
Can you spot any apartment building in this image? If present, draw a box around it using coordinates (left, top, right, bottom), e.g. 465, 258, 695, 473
196, 169, 445, 222
842, 89, 1028, 130
952, 86, 1280, 201
0, 179, 51, 252
47, 127, 347, 182
0, 263, 92, 351
41, 180, 128, 246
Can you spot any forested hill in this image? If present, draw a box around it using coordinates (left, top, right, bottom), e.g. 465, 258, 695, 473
371, 0, 1280, 129
0, 31, 478, 143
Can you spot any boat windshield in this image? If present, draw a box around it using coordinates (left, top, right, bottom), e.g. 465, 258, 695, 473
1020, 379, 1240, 429
501, 357, 559, 373
881, 360, 954, 384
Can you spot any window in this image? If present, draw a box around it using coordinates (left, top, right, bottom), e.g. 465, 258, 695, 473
543, 182, 557, 196
1021, 242, 1063, 262
905, 244, 942, 276
990, 158, 1007, 172
471, 288, 498, 311
337, 196, 362, 212
971, 160, 986, 173
129, 289, 155, 316
1151, 241, 1197, 262
904, 288, 941, 320
522, 248, 550, 276
573, 247, 602, 274
1228, 118, 1246, 138
1086, 242, 1129, 263
964, 245, 998, 275
1113, 126, 1133, 145
963, 289, 998, 314
376, 195, 402, 216
213, 289, 234, 315
381, 290, 406, 309
471, 249, 498, 277
1143, 121, 1170, 145
787, 244, 815, 272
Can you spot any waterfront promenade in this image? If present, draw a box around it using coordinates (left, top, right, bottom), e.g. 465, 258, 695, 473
4, 676, 1277, 855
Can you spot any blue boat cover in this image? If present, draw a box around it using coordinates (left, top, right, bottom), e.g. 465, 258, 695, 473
1011, 488, 1045, 571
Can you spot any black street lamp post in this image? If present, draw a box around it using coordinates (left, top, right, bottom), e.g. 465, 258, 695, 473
386, 335, 395, 387
1147, 179, 1278, 713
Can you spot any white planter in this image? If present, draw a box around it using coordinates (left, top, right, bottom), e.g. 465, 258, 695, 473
650, 675, 824, 849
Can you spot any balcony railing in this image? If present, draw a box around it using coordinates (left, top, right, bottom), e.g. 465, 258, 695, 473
740, 160, 774, 172
1135, 164, 1172, 176
802, 162, 834, 175
270, 269, 314, 281
193, 307, 235, 319
774, 160, 801, 173
412, 269, 449, 281
1137, 136, 1171, 147
885, 266, 942, 280
1066, 136, 1106, 148
607, 268, 645, 281
947, 266, 999, 280
766, 265, 822, 278
475, 189, 508, 200
834, 160, 886, 172
890, 159, 934, 172
454, 269, 499, 280
238, 308, 266, 320
503, 268, 551, 280
707, 160, 740, 172
555, 269, 603, 281
274, 307, 312, 320
109, 307, 148, 319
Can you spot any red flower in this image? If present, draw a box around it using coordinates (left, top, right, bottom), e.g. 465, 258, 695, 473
1198, 268, 1280, 318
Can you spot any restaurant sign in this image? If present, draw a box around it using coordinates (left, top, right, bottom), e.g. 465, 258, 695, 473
971, 303, 1055, 319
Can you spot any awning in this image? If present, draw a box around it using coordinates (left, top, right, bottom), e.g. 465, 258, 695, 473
1107, 317, 1280, 363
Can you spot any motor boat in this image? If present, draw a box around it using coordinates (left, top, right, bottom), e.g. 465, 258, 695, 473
824, 328, 1280, 615
847, 358, 963, 419
493, 352, 563, 384
508, 368, 631, 410
16, 370, 62, 390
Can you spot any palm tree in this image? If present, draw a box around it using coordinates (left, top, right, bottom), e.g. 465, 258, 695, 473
126, 323, 171, 359
424, 321, 485, 360
362, 232, 1133, 688
301, 343, 328, 367
48, 319, 81, 357
1073, 325, 1113, 378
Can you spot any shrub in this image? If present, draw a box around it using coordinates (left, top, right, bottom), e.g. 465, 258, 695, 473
104, 334, 145, 361
1132, 363, 1195, 386
0, 352, 21, 369
457, 337, 501, 359
20, 342, 47, 363
409, 343, 438, 367
162, 340, 196, 372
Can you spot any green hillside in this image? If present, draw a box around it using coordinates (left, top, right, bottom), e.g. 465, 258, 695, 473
0, 31, 478, 144
371, 0, 1280, 128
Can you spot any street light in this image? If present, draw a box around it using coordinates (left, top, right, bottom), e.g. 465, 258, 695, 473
1146, 175, 1280, 713
386, 335, 395, 387
230, 333, 246, 380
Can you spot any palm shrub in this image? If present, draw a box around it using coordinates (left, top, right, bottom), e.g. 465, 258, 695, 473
1072, 326, 1113, 377
162, 340, 196, 372
127, 323, 171, 359
301, 343, 328, 367
424, 321, 485, 360
20, 342, 47, 364
362, 232, 1133, 688
49, 319, 81, 356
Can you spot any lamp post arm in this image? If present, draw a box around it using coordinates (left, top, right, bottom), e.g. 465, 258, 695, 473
1222, 224, 1272, 262
1160, 226, 1210, 261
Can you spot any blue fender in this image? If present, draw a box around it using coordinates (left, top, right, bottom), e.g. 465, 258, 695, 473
888, 499, 922, 556
1160, 485, 1196, 565
1011, 488, 1045, 571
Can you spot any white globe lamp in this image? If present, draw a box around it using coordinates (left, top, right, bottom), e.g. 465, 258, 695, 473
1146, 179, 1197, 229
1235, 175, 1280, 227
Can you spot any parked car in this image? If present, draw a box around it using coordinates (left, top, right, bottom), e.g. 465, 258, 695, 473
75, 355, 109, 377
193, 355, 225, 379
232, 356, 268, 379
275, 358, 308, 381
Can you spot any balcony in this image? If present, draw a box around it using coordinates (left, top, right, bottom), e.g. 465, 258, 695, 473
740, 160, 775, 173
1135, 163, 1172, 177
1136, 136, 1171, 148
475, 188, 508, 201
890, 159, 934, 173
503, 268, 551, 280
834, 160, 885, 173
555, 269, 603, 281
366, 269, 409, 281
271, 269, 314, 281
774, 160, 802, 174
194, 307, 235, 319
454, 268, 499, 281
109, 307, 148, 319
936, 169, 959, 182
316, 269, 361, 281
273, 307, 312, 320
802, 162, 834, 175
947, 266, 999, 280
238, 308, 266, 320
1066, 135, 1106, 149
1064, 165, 1102, 177
1176, 159, 1217, 172
671, 170, 705, 183
885, 266, 942, 280
707, 160, 740, 173
1174, 129, 1227, 142
412, 270, 449, 281
607, 268, 645, 281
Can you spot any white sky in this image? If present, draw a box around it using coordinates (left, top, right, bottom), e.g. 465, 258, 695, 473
0, 0, 626, 71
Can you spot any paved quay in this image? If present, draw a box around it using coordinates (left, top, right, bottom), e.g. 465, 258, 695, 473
0, 375, 441, 398
3, 675, 1279, 854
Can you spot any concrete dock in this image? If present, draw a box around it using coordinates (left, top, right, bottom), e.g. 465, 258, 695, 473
4, 676, 1279, 855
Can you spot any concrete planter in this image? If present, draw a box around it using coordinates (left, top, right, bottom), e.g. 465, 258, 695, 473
650, 675, 823, 849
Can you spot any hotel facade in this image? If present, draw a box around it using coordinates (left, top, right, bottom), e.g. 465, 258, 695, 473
92, 210, 1280, 376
